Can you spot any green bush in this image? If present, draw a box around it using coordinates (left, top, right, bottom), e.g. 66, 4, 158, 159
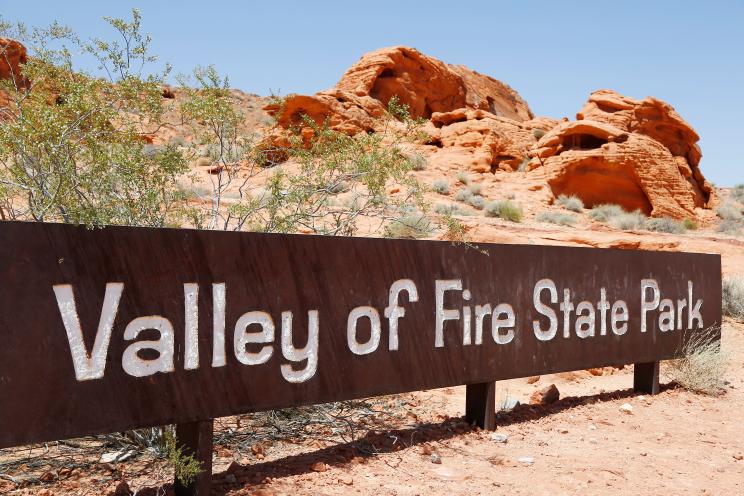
484, 200, 523, 222
682, 218, 699, 230
532, 128, 546, 140
645, 217, 686, 234
432, 180, 450, 195
536, 211, 576, 226
723, 277, 744, 320
384, 213, 433, 239
555, 194, 584, 212
588, 204, 625, 222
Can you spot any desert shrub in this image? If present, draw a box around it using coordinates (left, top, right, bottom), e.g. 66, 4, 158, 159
536, 211, 576, 226
169, 135, 187, 147
194, 157, 213, 168
432, 179, 450, 194
467, 183, 482, 196
731, 184, 744, 203
517, 157, 530, 172
716, 202, 743, 221
484, 200, 523, 222
717, 219, 743, 235
645, 217, 686, 234
384, 212, 433, 239
434, 203, 459, 215
555, 194, 584, 212
722, 277, 744, 320
467, 194, 485, 210
664, 327, 728, 395
0, 10, 188, 227
532, 128, 546, 140
609, 211, 646, 230
682, 218, 699, 230
588, 204, 625, 222
409, 153, 428, 171
456, 172, 470, 185
164, 430, 202, 486
455, 188, 472, 203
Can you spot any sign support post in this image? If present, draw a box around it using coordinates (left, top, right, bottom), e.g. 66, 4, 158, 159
633, 361, 660, 395
174, 420, 214, 496
465, 382, 496, 430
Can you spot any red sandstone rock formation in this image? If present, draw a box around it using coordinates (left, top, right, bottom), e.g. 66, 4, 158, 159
534, 90, 713, 218
265, 46, 532, 134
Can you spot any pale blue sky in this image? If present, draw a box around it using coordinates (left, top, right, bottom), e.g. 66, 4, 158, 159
1, 1, 742, 185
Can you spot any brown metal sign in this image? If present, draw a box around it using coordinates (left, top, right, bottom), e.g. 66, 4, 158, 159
0, 221, 721, 449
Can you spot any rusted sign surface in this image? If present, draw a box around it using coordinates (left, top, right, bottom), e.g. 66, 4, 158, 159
0, 221, 721, 448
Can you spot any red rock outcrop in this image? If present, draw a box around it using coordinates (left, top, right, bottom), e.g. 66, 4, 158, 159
264, 47, 713, 218
0, 38, 27, 84
266, 46, 533, 134
532, 118, 711, 218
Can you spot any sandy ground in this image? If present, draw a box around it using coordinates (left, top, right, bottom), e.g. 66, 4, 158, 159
3, 321, 740, 495
206, 320, 743, 496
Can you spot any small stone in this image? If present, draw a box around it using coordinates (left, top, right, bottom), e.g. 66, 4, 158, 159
526, 376, 540, 384
339, 475, 354, 485
530, 384, 560, 405
588, 424, 597, 431
558, 427, 569, 434
641, 452, 648, 457
430, 453, 442, 464
420, 444, 433, 455
619, 403, 633, 415
311, 461, 329, 472
733, 453, 743, 461
589, 438, 598, 444
517, 456, 534, 466
490, 433, 509, 444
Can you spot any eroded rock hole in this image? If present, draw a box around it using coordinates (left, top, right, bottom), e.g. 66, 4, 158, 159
561, 133, 608, 151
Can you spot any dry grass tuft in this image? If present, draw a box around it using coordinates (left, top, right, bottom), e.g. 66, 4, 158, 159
664, 327, 728, 395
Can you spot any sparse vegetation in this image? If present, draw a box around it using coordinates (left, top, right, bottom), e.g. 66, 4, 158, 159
384, 212, 433, 239
723, 277, 744, 320
682, 218, 699, 230
717, 219, 743, 235
532, 128, 546, 140
664, 327, 728, 395
164, 430, 202, 486
467, 194, 485, 210
517, 157, 530, 172
484, 199, 523, 222
456, 172, 471, 185
555, 194, 584, 212
731, 184, 744, 203
588, 203, 625, 222
455, 188, 472, 203
408, 153, 428, 171
432, 179, 450, 194
609, 211, 646, 230
716, 202, 743, 221
645, 217, 686, 234
536, 211, 576, 226
467, 183, 482, 196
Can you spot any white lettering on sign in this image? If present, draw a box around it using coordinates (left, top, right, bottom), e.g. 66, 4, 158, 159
52, 277, 705, 382
53, 283, 123, 381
